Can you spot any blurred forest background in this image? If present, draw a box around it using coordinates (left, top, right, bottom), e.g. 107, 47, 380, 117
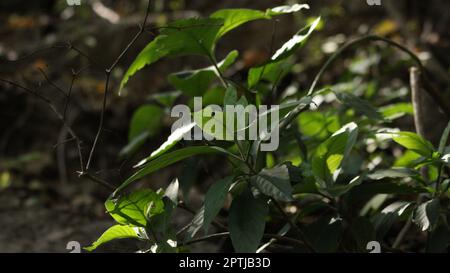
0, 0, 449, 252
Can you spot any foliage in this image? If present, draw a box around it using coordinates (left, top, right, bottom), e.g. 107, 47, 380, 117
86, 4, 450, 253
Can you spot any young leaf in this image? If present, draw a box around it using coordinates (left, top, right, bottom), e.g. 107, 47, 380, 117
252, 165, 293, 201
168, 50, 238, 96
203, 176, 234, 232
115, 146, 237, 195
413, 199, 440, 232
392, 132, 434, 158
312, 122, 358, 186
229, 189, 268, 253
105, 189, 164, 227
120, 18, 223, 92
84, 225, 143, 252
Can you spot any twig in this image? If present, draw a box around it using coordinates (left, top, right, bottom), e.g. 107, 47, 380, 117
179, 231, 307, 249
279, 35, 450, 132
85, 0, 152, 171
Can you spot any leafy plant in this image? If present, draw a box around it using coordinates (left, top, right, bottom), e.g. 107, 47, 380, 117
85, 3, 450, 253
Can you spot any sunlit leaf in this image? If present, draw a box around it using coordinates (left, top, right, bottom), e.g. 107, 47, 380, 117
85, 225, 143, 252
105, 189, 165, 227
120, 18, 224, 92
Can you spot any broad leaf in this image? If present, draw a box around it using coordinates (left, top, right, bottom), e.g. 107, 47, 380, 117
120, 18, 223, 92
115, 146, 235, 195
211, 4, 310, 39
312, 122, 358, 186
373, 201, 412, 237
413, 199, 440, 232
252, 165, 293, 201
392, 132, 434, 158
168, 50, 238, 96
248, 59, 293, 88
135, 122, 196, 167
229, 189, 268, 253
368, 167, 420, 180
248, 17, 320, 88
85, 225, 143, 252
379, 103, 413, 120
203, 176, 234, 232
105, 189, 164, 227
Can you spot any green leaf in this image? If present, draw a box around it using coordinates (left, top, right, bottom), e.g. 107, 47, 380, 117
413, 199, 440, 232
438, 120, 450, 154
120, 18, 223, 92
134, 122, 196, 167
115, 146, 235, 195
297, 111, 340, 139
335, 92, 383, 120
247, 16, 320, 88
128, 105, 164, 141
312, 122, 358, 186
373, 201, 412, 237
211, 9, 268, 39
229, 189, 268, 253
211, 4, 310, 39
247, 59, 293, 88
84, 225, 143, 252
105, 189, 164, 227
392, 132, 434, 158
203, 176, 234, 232
270, 17, 321, 61
379, 103, 413, 120
367, 167, 420, 180
252, 165, 293, 201
168, 50, 238, 96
